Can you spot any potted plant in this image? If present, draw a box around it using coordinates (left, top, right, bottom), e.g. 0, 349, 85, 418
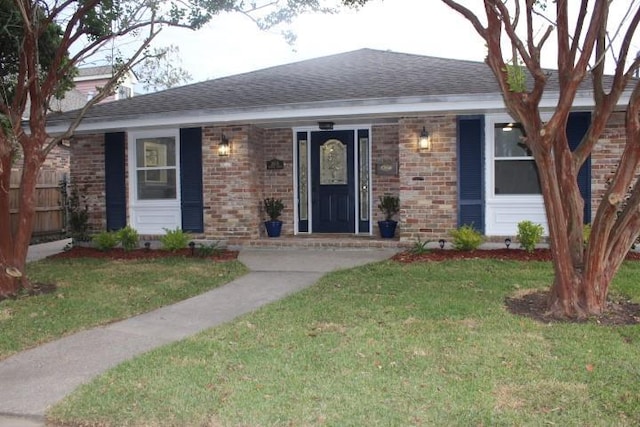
263, 197, 285, 237
377, 195, 399, 238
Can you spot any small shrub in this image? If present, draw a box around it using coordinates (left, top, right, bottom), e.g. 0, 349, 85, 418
378, 195, 400, 221
517, 220, 544, 253
160, 227, 190, 251
263, 198, 285, 221
63, 182, 90, 242
92, 231, 119, 251
583, 223, 592, 246
117, 226, 139, 251
449, 225, 484, 251
197, 241, 223, 257
409, 237, 430, 255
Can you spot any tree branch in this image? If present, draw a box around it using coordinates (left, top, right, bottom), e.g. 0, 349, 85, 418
440, 0, 488, 39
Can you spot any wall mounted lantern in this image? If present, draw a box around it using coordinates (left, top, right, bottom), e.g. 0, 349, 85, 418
218, 134, 230, 157
419, 127, 431, 151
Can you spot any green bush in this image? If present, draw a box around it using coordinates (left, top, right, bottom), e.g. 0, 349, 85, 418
62, 182, 90, 242
449, 225, 484, 251
263, 198, 285, 221
117, 226, 139, 251
92, 231, 119, 251
409, 237, 430, 255
160, 228, 191, 251
197, 241, 223, 257
517, 220, 544, 253
378, 195, 400, 221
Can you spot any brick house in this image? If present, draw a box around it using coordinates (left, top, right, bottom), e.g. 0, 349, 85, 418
47, 49, 626, 247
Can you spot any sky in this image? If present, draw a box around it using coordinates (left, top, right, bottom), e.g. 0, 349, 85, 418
153, 0, 488, 84
144, 0, 640, 86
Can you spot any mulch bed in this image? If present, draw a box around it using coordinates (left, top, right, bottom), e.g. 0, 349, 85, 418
505, 289, 640, 326
47, 246, 239, 261
392, 248, 640, 263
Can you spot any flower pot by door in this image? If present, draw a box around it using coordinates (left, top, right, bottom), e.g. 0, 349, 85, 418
265, 220, 283, 238
378, 220, 397, 238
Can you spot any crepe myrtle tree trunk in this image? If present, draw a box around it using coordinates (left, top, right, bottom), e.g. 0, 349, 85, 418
0, 135, 45, 297
433, 0, 640, 318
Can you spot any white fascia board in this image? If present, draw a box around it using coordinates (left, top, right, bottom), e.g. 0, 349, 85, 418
46, 90, 622, 135
45, 93, 501, 134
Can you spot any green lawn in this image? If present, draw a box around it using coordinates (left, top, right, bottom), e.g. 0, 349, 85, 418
48, 259, 640, 426
0, 257, 247, 360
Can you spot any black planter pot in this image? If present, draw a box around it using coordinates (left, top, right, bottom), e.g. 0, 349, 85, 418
378, 220, 398, 238
264, 220, 283, 238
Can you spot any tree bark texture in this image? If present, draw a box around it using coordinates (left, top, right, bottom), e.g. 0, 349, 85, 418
443, 0, 640, 318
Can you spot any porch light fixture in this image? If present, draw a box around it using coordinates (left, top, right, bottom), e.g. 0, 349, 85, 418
419, 127, 431, 151
218, 134, 230, 157
505, 238, 511, 249
318, 121, 334, 130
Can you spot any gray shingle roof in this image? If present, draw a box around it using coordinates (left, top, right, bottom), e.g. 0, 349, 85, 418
51, 49, 505, 125
77, 65, 114, 78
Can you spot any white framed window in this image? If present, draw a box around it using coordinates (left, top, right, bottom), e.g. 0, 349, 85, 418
128, 129, 181, 234
135, 136, 177, 200
485, 114, 548, 236
493, 123, 541, 195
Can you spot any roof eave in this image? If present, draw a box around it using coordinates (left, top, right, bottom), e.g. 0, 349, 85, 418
45, 90, 611, 135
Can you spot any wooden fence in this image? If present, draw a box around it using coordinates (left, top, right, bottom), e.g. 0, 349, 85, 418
10, 168, 67, 236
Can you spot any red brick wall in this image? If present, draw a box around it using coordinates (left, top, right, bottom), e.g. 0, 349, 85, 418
591, 111, 627, 221
68, 112, 629, 244
261, 128, 294, 236
43, 144, 70, 172
69, 133, 108, 232
398, 115, 458, 243
202, 125, 263, 244
371, 124, 400, 234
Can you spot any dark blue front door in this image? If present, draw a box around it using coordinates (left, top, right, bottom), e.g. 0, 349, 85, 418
311, 130, 355, 233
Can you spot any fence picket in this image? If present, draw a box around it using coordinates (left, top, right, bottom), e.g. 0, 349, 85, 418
9, 168, 66, 236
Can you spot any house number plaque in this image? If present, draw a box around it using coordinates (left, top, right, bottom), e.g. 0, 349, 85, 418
266, 159, 284, 170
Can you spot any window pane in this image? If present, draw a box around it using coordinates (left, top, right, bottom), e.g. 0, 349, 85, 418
495, 160, 541, 194
136, 137, 176, 167
494, 123, 529, 157
320, 139, 347, 185
137, 170, 177, 199
299, 139, 308, 220
359, 138, 369, 221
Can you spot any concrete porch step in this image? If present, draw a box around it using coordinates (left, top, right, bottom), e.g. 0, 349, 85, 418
242, 234, 408, 250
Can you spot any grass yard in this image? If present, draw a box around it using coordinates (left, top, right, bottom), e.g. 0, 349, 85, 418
0, 257, 247, 360
48, 259, 640, 426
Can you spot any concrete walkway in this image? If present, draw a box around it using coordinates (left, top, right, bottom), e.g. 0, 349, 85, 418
0, 244, 398, 427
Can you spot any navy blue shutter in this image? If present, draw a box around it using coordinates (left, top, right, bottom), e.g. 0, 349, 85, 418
566, 112, 592, 223
457, 116, 485, 232
180, 127, 204, 232
104, 132, 126, 231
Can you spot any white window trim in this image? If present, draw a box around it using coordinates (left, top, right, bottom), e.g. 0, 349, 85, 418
127, 129, 182, 234
484, 114, 550, 236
